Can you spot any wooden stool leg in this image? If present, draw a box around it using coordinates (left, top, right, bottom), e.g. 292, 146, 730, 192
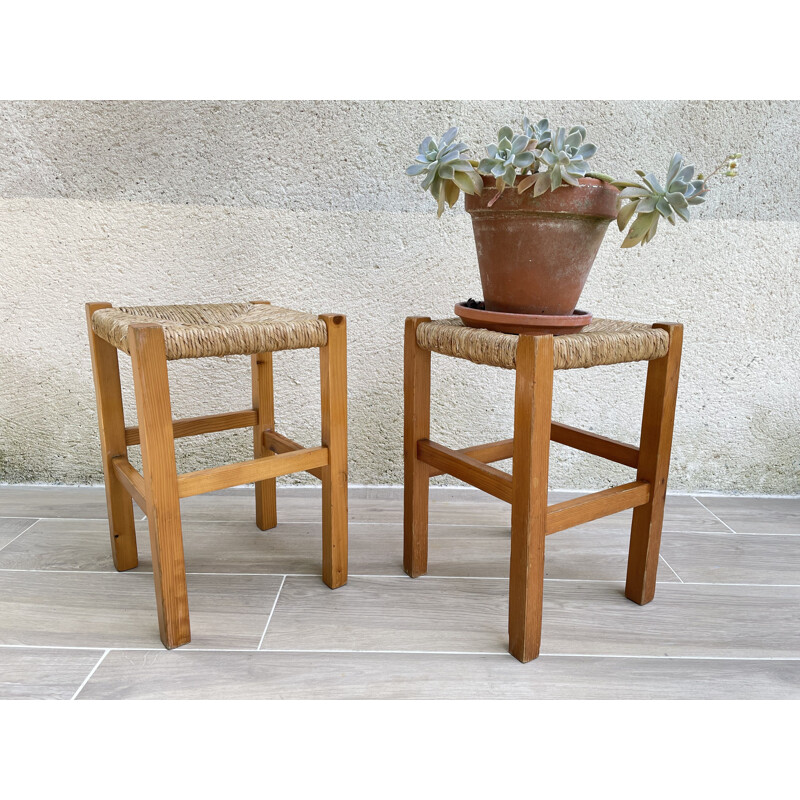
252, 350, 278, 530
129, 323, 191, 649
403, 316, 431, 578
85, 302, 138, 571
508, 334, 553, 663
319, 314, 348, 589
626, 323, 683, 605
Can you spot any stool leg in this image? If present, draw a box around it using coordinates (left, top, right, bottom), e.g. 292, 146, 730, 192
129, 323, 191, 649
319, 314, 348, 589
626, 323, 683, 605
85, 302, 139, 571
403, 316, 431, 578
509, 334, 553, 663
252, 351, 278, 530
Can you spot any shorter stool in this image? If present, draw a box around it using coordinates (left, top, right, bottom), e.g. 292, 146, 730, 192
404, 316, 683, 662
86, 301, 348, 649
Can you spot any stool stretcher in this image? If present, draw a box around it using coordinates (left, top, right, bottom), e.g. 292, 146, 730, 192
124, 409, 257, 447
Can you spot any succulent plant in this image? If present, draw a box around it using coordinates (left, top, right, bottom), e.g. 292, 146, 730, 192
522, 126, 598, 197
406, 121, 739, 247
522, 116, 551, 150
615, 153, 708, 247
406, 127, 483, 217
477, 126, 537, 192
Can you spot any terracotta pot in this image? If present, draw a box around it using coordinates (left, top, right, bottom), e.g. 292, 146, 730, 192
464, 176, 619, 315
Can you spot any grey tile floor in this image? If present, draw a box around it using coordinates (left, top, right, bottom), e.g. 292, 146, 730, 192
0, 485, 798, 699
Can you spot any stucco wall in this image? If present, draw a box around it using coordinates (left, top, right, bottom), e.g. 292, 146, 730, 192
1, 100, 798, 493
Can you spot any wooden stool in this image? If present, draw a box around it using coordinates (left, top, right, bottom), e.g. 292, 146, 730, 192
86, 301, 348, 649
403, 316, 683, 663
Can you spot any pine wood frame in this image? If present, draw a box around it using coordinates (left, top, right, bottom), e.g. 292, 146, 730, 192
403, 316, 683, 663
86, 301, 348, 650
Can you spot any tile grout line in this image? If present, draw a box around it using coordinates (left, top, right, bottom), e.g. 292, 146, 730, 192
0, 519, 41, 554
4, 514, 794, 536
70, 649, 109, 700
0, 516, 107, 522
536, 652, 800, 661
257, 575, 287, 650
0, 567, 798, 588
692, 495, 738, 533
0, 568, 693, 584
3, 642, 800, 662
659, 554, 684, 583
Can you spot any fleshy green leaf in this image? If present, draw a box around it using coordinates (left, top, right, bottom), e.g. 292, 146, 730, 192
540, 149, 557, 166
616, 199, 640, 231
666, 191, 688, 209
586, 171, 615, 183
516, 173, 537, 194
511, 134, 529, 154
636, 196, 657, 214
438, 149, 460, 164
452, 169, 477, 195
534, 171, 551, 197
469, 169, 485, 195
561, 169, 580, 187
438, 127, 458, 149
612, 180, 648, 190
621, 211, 658, 247
642, 212, 660, 244
618, 186, 651, 199
665, 153, 683, 186
515, 151, 535, 168
642, 173, 665, 194
445, 180, 460, 208
656, 197, 673, 219
673, 203, 690, 222
436, 180, 446, 217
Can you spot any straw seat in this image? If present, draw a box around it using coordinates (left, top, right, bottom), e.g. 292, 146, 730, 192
416, 317, 670, 371
92, 302, 328, 360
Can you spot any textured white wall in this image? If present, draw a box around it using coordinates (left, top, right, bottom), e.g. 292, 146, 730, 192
0, 100, 798, 493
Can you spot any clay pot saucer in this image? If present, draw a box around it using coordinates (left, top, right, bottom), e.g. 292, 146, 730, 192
455, 301, 592, 336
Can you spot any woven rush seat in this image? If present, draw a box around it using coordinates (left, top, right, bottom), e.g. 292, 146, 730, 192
92, 302, 328, 360
416, 317, 670, 371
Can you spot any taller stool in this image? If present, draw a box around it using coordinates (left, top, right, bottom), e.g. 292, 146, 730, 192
404, 316, 682, 663
86, 301, 348, 649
